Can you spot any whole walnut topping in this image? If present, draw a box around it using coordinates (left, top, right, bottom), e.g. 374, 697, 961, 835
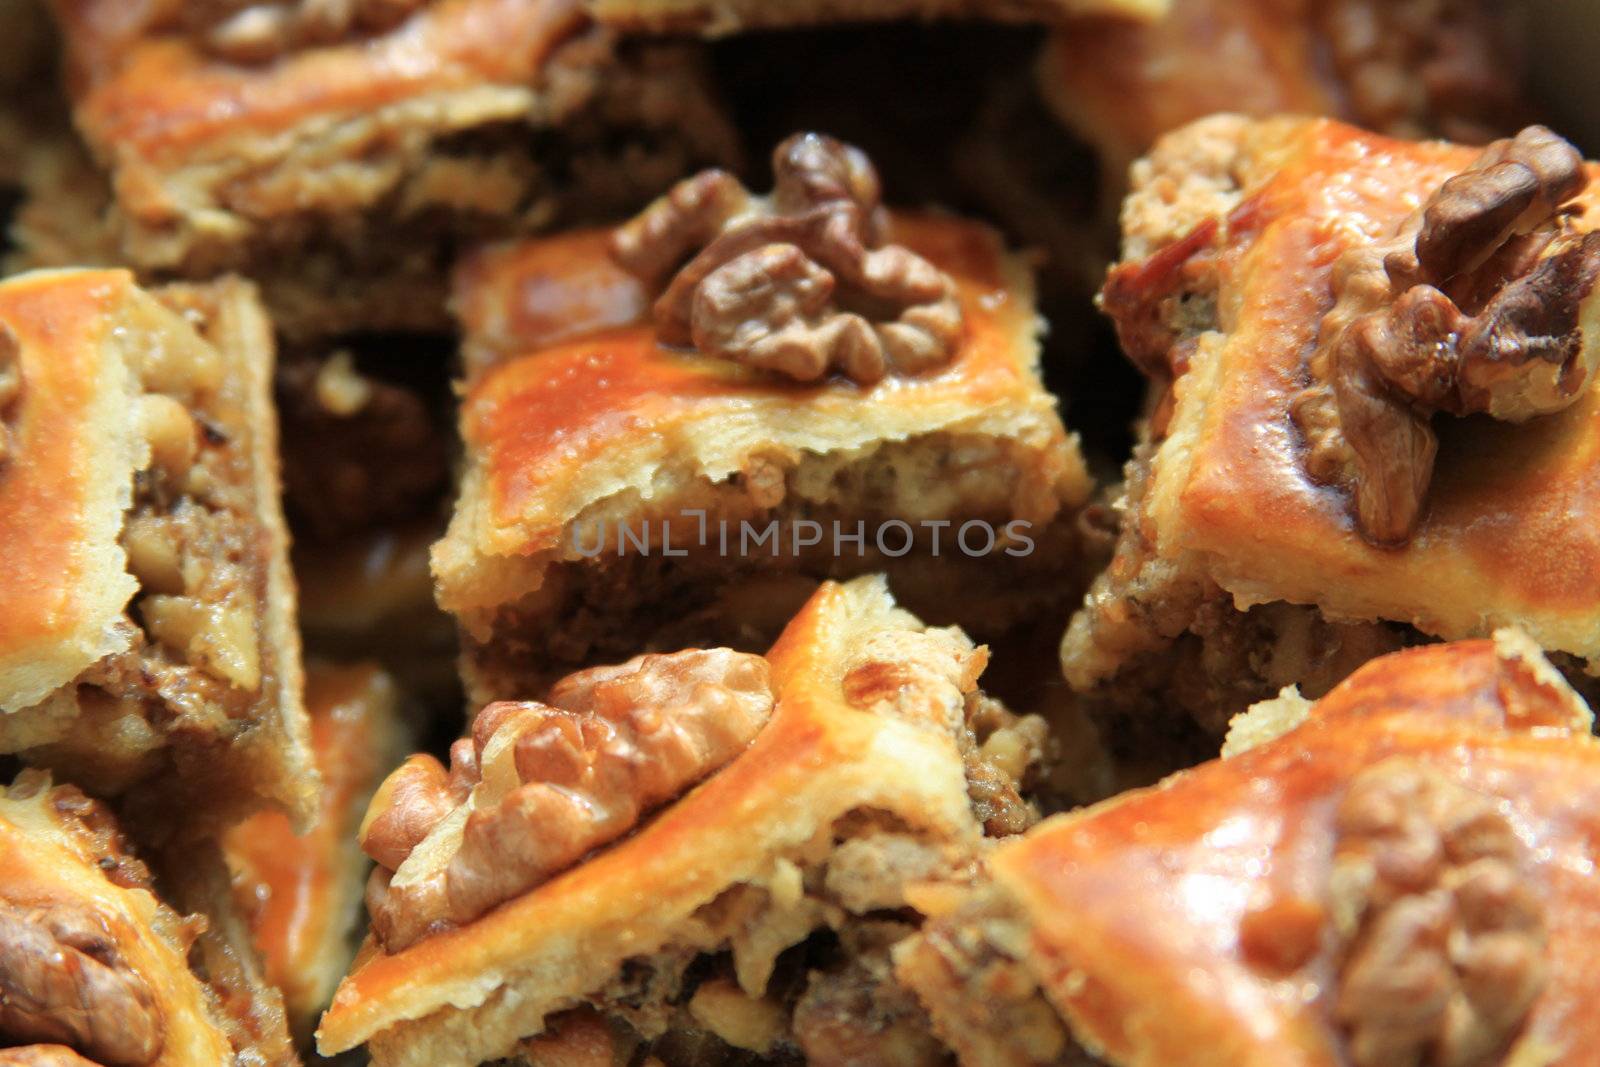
198, 0, 426, 63
362, 648, 775, 951
1328, 759, 1546, 1067
0, 900, 164, 1067
1292, 125, 1600, 544
610, 133, 965, 385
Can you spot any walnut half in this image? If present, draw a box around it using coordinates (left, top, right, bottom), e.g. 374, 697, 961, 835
0, 900, 164, 1067
611, 133, 965, 386
362, 648, 775, 951
1292, 125, 1600, 544
1328, 759, 1546, 1067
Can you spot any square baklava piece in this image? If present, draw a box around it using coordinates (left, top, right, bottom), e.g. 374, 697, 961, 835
901, 634, 1600, 1067
438, 133, 1094, 704
0, 268, 313, 834
0, 768, 299, 1066
317, 576, 1049, 1065
40, 0, 738, 338
1065, 115, 1600, 749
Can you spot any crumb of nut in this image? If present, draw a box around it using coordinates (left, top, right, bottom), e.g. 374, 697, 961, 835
611, 133, 965, 386
359, 754, 461, 871
202, 0, 424, 63
136, 395, 200, 482
139, 594, 261, 692
0, 901, 165, 1066
121, 514, 186, 595
1328, 759, 1546, 1067
1291, 125, 1600, 543
206, 6, 295, 64
366, 649, 775, 950
313, 350, 374, 417
688, 978, 786, 1053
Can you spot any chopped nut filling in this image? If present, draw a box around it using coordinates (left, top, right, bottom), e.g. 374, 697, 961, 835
1291, 125, 1600, 543
1329, 759, 1546, 1067
895, 889, 1088, 1067
0, 900, 164, 1066
362, 649, 775, 950
612, 133, 965, 385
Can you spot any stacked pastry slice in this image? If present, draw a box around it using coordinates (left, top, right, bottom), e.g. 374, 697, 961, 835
35, 0, 739, 338
318, 575, 1050, 1065
437, 132, 1094, 704
0, 268, 314, 837
1066, 115, 1600, 751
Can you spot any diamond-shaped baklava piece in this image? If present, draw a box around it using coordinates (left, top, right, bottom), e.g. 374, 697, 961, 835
902, 635, 1600, 1067
437, 134, 1093, 705
317, 576, 1048, 1065
0, 268, 313, 835
38, 0, 737, 338
1065, 116, 1600, 749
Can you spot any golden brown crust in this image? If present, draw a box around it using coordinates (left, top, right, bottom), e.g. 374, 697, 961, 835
55, 0, 583, 157
966, 639, 1600, 1067
1108, 116, 1600, 663
0, 271, 143, 712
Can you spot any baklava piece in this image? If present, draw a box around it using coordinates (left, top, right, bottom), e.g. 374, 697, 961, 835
1065, 116, 1600, 750
316, 576, 1049, 1066
39, 0, 739, 339
1040, 0, 1528, 184
901, 635, 1600, 1067
585, 0, 1165, 34
0, 769, 297, 1066
225, 662, 409, 1045
0, 268, 313, 835
438, 133, 1093, 704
